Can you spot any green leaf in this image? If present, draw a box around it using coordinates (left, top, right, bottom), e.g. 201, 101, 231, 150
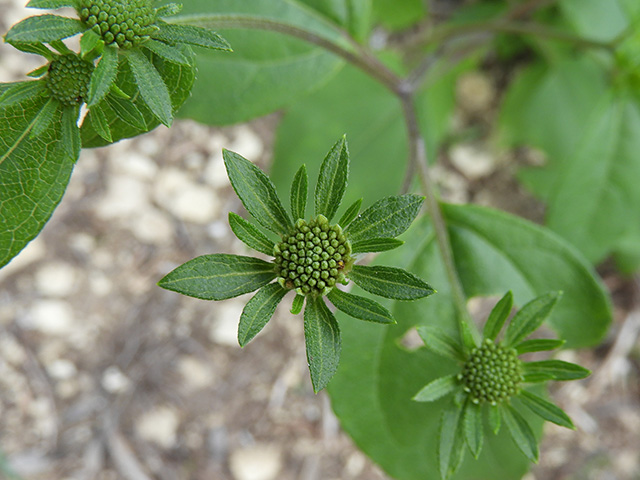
416, 326, 466, 362
80, 29, 101, 57
327, 288, 394, 324
372, 0, 425, 30
157, 2, 183, 17
27, 64, 49, 78
503, 292, 562, 347
1, 94, 75, 268
5, 15, 85, 43
155, 22, 231, 51
144, 39, 190, 65
0, 81, 47, 109
104, 93, 147, 130
88, 104, 112, 143
338, 197, 361, 227
30, 98, 58, 137
438, 400, 465, 479
223, 149, 292, 235
413, 374, 458, 403
60, 104, 80, 159
87, 44, 118, 107
125, 49, 173, 127
291, 293, 304, 314
561, 0, 630, 42
26, 0, 77, 8
502, 405, 538, 463
489, 404, 501, 434
346, 194, 424, 243
522, 360, 590, 381
518, 390, 574, 429
237, 282, 287, 347
290, 164, 307, 221
50, 39, 73, 55
157, 254, 276, 301
304, 296, 341, 393
228, 212, 275, 256
349, 264, 435, 300
351, 237, 403, 254
463, 401, 483, 459
314, 135, 349, 221
483, 290, 512, 341
515, 339, 565, 355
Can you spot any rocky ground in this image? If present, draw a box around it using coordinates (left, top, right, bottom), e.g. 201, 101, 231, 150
1, 1, 639, 480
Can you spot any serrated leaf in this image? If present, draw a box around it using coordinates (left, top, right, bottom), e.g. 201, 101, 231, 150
104, 93, 147, 130
223, 149, 292, 235
518, 390, 574, 429
291, 293, 304, 314
6, 41, 54, 59
89, 104, 112, 142
349, 264, 435, 300
346, 194, 424, 243
304, 296, 341, 393
60, 104, 80, 159
416, 326, 466, 362
515, 339, 565, 355
503, 405, 539, 463
314, 135, 348, 221
5, 15, 85, 44
483, 290, 513, 341
87, 44, 118, 107
413, 374, 458, 403
27, 0, 77, 8
290, 164, 307, 221
50, 39, 73, 55
155, 23, 231, 51
489, 404, 501, 434
0, 81, 47, 109
157, 254, 276, 301
157, 2, 183, 17
338, 197, 361, 227
237, 282, 287, 347
504, 292, 562, 347
228, 212, 275, 256
438, 400, 465, 479
144, 39, 190, 65
327, 288, 394, 324
27, 64, 49, 78
125, 49, 173, 127
522, 360, 590, 381
30, 98, 58, 137
463, 401, 484, 459
80, 29, 101, 57
351, 237, 403, 254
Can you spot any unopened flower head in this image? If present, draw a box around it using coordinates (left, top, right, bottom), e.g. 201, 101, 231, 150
45, 54, 95, 106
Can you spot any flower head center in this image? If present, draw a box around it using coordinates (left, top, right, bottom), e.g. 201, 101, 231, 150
78, 0, 158, 49
459, 339, 523, 405
274, 215, 352, 296
45, 54, 95, 106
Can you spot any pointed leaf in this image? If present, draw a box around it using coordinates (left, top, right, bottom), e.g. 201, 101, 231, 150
125, 49, 173, 127
522, 360, 590, 381
291, 294, 304, 314
0, 81, 46, 109
463, 401, 484, 459
515, 339, 565, 355
413, 374, 458, 403
351, 237, 403, 254
327, 288, 394, 324
338, 197, 362, 227
504, 292, 562, 347
5, 15, 85, 43
438, 400, 465, 479
483, 291, 513, 341
60, 104, 80, 159
27, 0, 77, 8
503, 405, 539, 462
518, 390, 574, 429
228, 212, 275, 256
489, 404, 501, 434
416, 326, 466, 362
314, 135, 349, 221
223, 149, 292, 235
105, 94, 147, 130
349, 264, 435, 300
50, 39, 73, 55
290, 164, 307, 221
144, 39, 190, 65
27, 65, 49, 78
155, 23, 231, 51
157, 254, 276, 301
87, 44, 118, 107
238, 282, 287, 347
80, 29, 101, 57
157, 2, 183, 17
346, 194, 424, 242
7, 41, 54, 59
304, 296, 341, 393
89, 104, 112, 142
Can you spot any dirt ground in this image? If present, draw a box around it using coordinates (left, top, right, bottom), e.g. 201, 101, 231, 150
1, 2, 639, 480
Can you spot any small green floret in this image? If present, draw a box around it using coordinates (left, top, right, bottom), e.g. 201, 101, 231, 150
45, 54, 95, 106
78, 0, 158, 48
459, 339, 523, 404
274, 215, 353, 296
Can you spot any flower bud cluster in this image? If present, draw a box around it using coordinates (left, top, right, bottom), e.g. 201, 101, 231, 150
78, 0, 158, 49
45, 54, 95, 106
274, 215, 352, 296
459, 339, 523, 404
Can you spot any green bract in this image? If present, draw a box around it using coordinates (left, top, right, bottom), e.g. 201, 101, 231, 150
158, 136, 435, 393
413, 291, 590, 479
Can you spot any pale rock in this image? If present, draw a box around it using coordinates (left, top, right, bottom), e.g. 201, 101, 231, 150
47, 359, 77, 380
457, 72, 495, 113
229, 444, 282, 480
0, 238, 46, 281
0, 336, 26, 364
178, 356, 215, 390
112, 151, 158, 180
68, 233, 96, 256
345, 451, 366, 477
432, 165, 468, 204
207, 220, 230, 239
204, 151, 228, 188
138, 135, 161, 156
96, 175, 150, 219
89, 272, 113, 296
23, 300, 75, 335
449, 144, 495, 180
209, 300, 245, 347
154, 168, 220, 224
129, 208, 174, 245
228, 125, 264, 160
101, 366, 131, 393
136, 406, 180, 449
35, 262, 78, 297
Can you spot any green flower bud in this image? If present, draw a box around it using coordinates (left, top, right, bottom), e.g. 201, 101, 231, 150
45, 54, 95, 106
